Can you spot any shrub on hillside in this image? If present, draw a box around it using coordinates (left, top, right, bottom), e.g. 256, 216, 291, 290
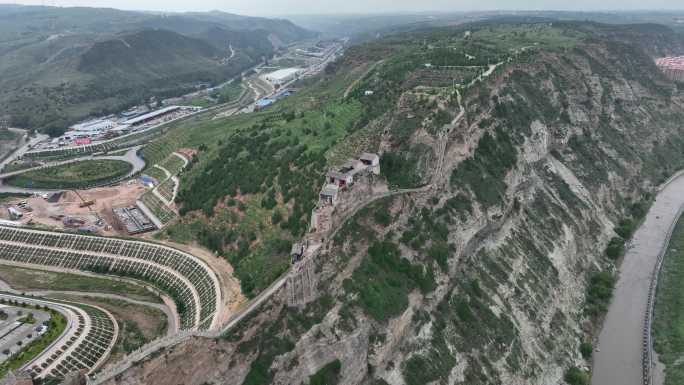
564, 367, 589, 385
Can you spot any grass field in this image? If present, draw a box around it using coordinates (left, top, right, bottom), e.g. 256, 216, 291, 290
212, 82, 245, 104
5, 159, 132, 189
144, 166, 168, 184
0, 305, 67, 378
653, 214, 684, 385
159, 154, 185, 176
0, 265, 162, 303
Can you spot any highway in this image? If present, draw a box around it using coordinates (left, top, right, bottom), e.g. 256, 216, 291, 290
592, 172, 684, 385
0, 132, 49, 172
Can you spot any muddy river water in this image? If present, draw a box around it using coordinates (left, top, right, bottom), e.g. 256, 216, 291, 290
591, 173, 684, 385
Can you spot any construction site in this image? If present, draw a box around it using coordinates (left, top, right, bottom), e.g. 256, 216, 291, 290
3, 183, 146, 236
0, 140, 191, 237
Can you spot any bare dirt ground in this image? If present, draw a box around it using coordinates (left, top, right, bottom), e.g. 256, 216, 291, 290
6, 182, 146, 235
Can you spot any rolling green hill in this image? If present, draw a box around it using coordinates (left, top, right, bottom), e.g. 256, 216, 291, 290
0, 5, 315, 133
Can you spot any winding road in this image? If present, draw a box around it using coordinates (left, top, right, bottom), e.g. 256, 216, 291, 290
0, 146, 146, 194
592, 172, 684, 385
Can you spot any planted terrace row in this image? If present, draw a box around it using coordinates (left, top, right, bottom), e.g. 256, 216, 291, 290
0, 226, 219, 329
0, 243, 196, 329
0, 293, 116, 381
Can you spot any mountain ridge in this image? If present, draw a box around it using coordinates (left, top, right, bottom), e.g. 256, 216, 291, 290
0, 4, 315, 132
94, 20, 684, 385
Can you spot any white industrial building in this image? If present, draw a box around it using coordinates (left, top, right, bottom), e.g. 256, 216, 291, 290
70, 119, 116, 133
264, 68, 302, 85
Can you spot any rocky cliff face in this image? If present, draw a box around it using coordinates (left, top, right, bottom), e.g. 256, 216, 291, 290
102, 23, 684, 385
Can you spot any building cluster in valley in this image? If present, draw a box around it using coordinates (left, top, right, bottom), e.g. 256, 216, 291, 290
255, 88, 295, 111
33, 105, 201, 151
656, 56, 684, 82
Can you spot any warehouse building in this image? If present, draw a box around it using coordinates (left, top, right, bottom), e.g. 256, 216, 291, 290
71, 119, 116, 133
123, 106, 181, 127
264, 68, 302, 86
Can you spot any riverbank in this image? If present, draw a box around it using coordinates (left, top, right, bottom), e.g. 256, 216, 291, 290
591, 173, 684, 385
652, 213, 684, 385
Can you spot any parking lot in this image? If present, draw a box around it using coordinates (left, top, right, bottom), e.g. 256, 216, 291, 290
0, 304, 50, 364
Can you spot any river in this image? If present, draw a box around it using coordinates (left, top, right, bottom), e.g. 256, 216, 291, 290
591, 173, 684, 385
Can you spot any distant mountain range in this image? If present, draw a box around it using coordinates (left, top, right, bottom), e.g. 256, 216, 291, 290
0, 5, 315, 133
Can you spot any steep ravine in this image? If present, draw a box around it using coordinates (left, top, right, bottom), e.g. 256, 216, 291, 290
102, 28, 684, 385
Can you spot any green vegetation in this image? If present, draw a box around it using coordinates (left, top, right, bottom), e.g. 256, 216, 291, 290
585, 272, 616, 317
309, 360, 341, 385
605, 237, 625, 260
450, 127, 517, 208
381, 150, 427, 189
344, 241, 435, 322
141, 192, 177, 224
0, 307, 67, 378
144, 167, 168, 184
564, 367, 590, 385
0, 5, 313, 132
653, 215, 684, 385
401, 205, 452, 271
403, 353, 453, 385
580, 341, 593, 359
147, 69, 366, 297
6, 159, 132, 189
159, 154, 186, 176
157, 178, 176, 202
0, 265, 162, 303
17, 313, 36, 324
211, 82, 245, 104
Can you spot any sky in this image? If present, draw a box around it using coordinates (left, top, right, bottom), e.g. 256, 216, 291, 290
1, 0, 684, 16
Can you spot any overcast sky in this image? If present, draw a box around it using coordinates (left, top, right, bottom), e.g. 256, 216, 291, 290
1, 0, 684, 16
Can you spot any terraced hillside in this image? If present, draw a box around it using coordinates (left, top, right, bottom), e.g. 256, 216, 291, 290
0, 226, 221, 331
138, 152, 189, 227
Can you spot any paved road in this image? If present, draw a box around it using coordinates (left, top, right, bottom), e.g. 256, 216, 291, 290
0, 132, 49, 172
0, 275, 176, 335
0, 146, 145, 194
592, 173, 684, 385
24, 290, 177, 336
0, 145, 145, 179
